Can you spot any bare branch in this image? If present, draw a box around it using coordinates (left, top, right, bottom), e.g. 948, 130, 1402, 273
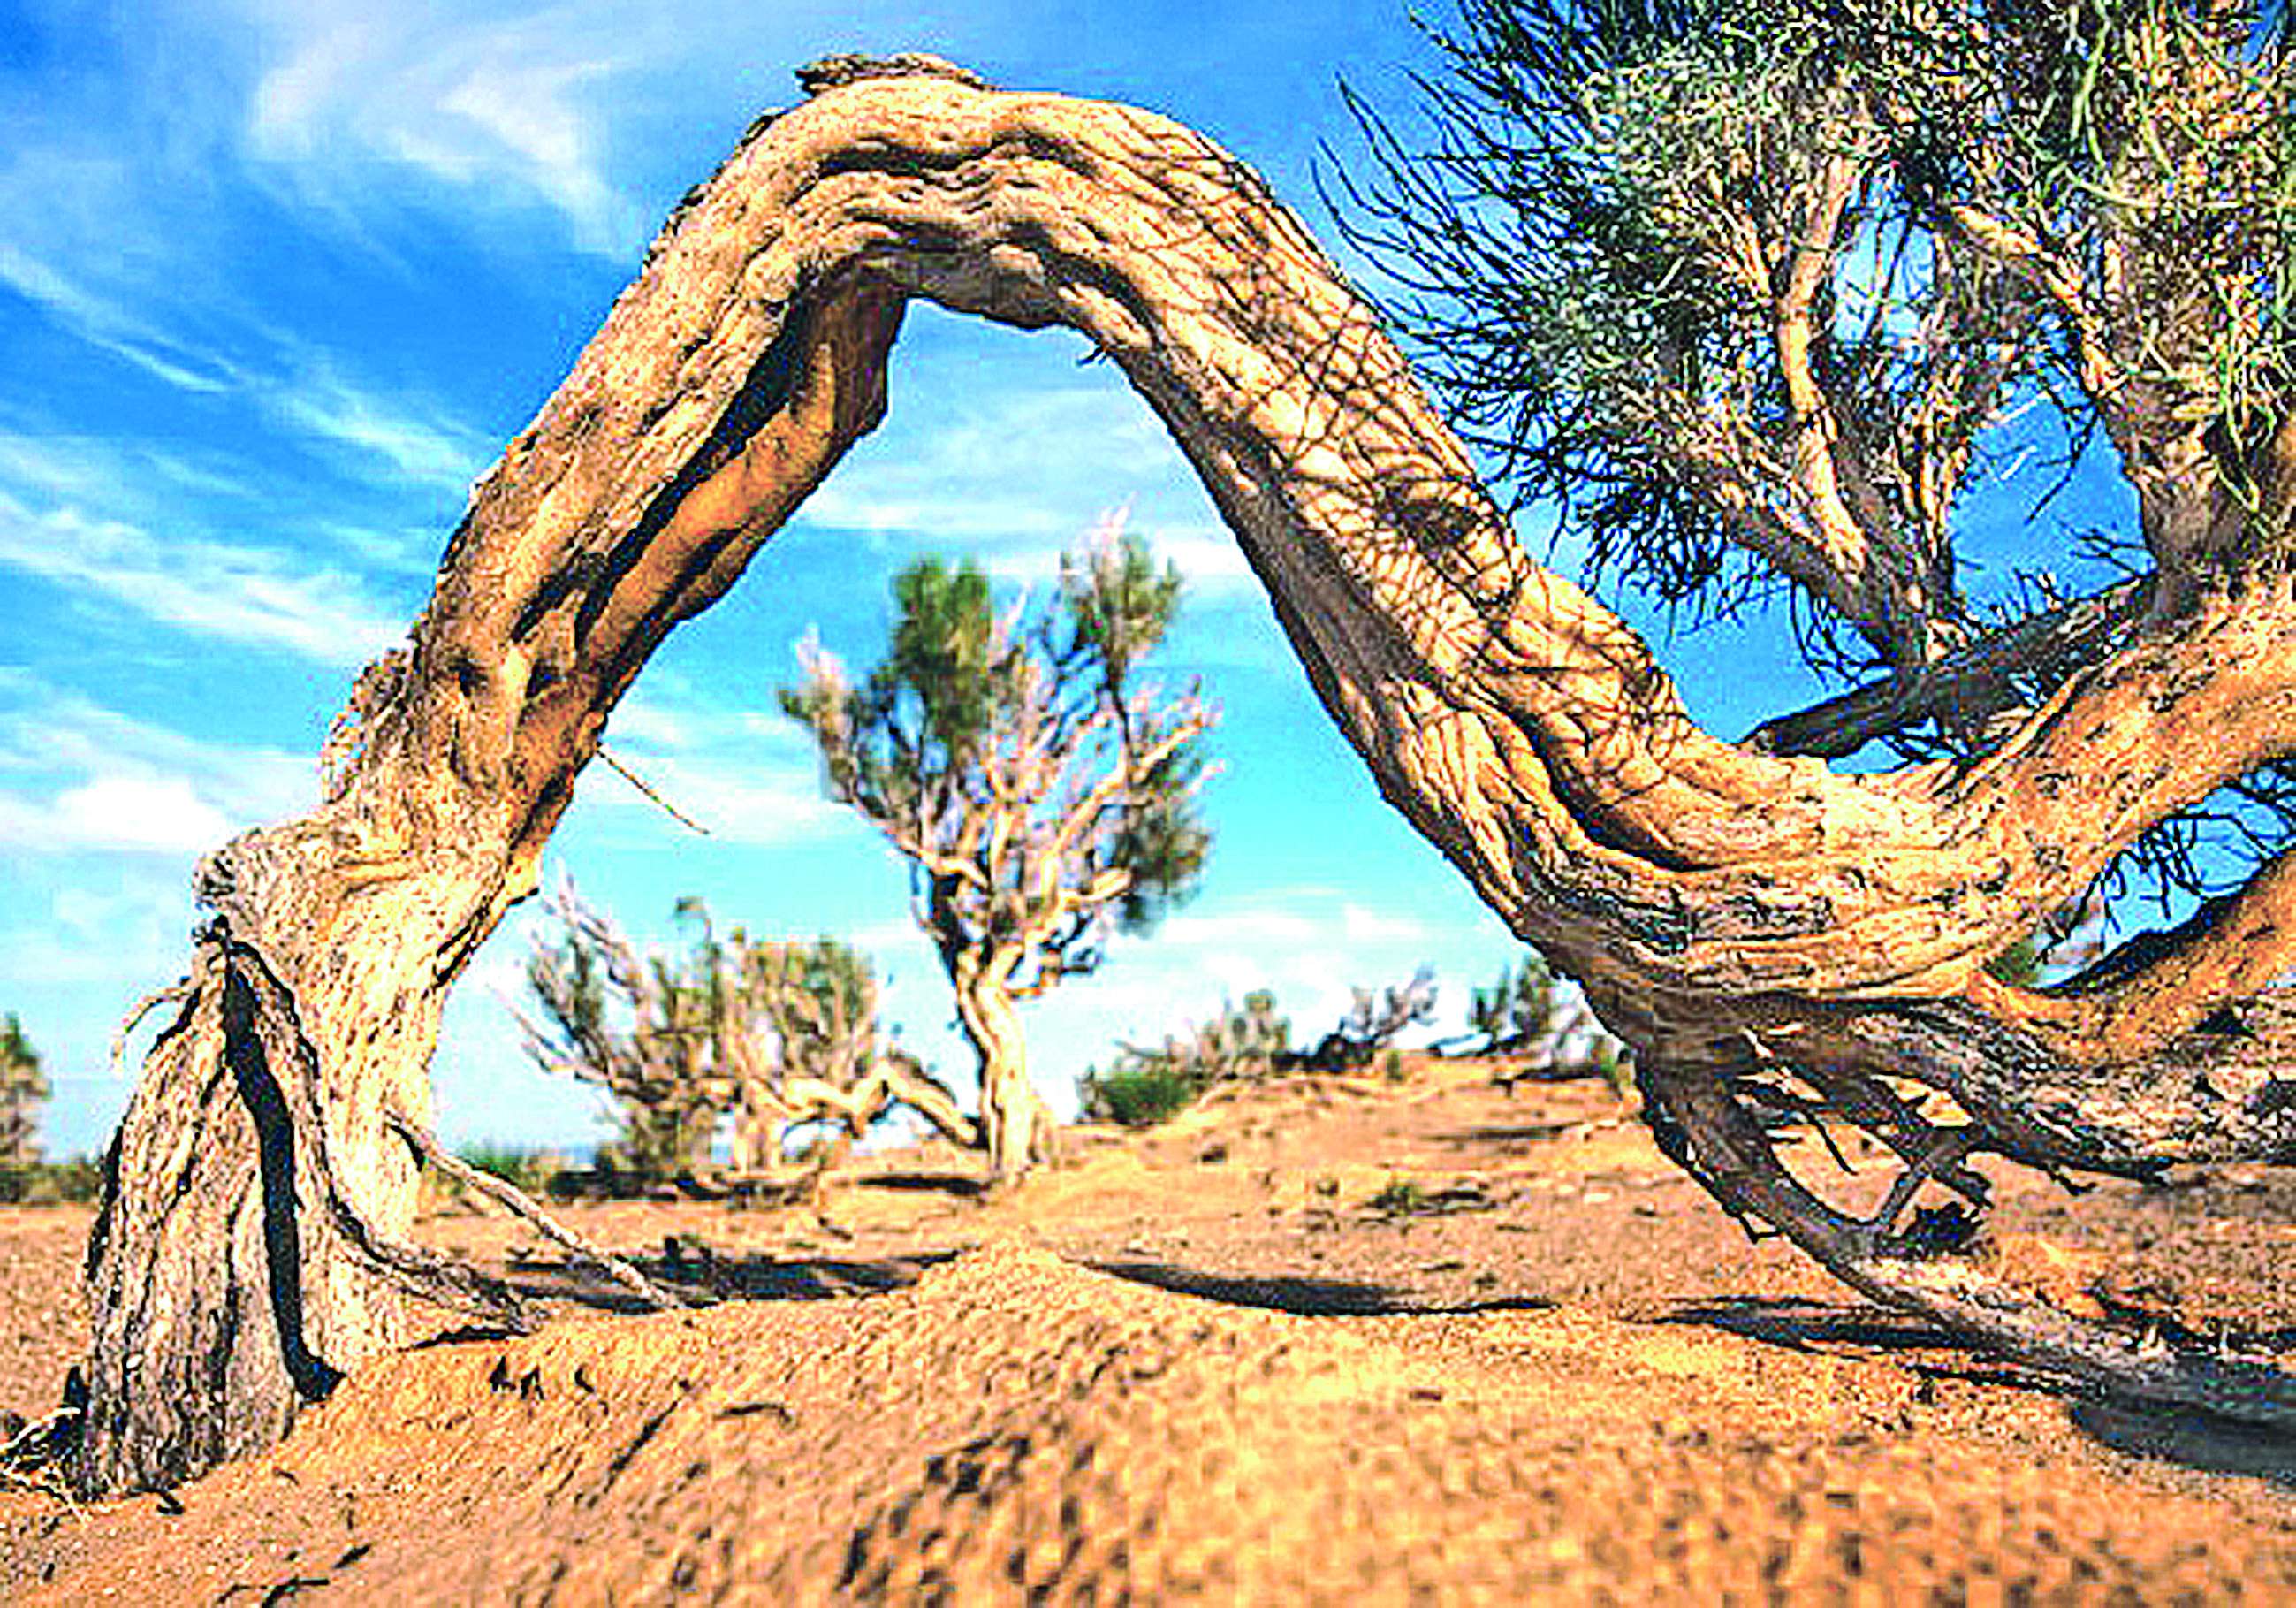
385, 1110, 688, 1312
1745, 578, 2147, 758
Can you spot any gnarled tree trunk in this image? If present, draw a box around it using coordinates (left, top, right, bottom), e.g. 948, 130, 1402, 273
952, 950, 1053, 1181
76, 52, 2296, 1492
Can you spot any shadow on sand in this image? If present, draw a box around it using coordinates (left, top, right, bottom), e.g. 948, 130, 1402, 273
1091, 1258, 1555, 1320
1669, 1293, 2296, 1490
498, 1244, 964, 1315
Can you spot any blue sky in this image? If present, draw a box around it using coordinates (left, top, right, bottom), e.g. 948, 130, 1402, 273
0, 0, 1826, 1159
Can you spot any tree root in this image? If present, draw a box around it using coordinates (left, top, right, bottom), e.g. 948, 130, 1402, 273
386, 1110, 688, 1313
1640, 1060, 2296, 1431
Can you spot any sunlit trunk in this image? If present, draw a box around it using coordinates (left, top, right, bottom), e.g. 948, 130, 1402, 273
953, 952, 1050, 1183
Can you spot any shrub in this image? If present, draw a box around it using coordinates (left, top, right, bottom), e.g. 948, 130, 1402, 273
1078, 1058, 1202, 1128
1369, 1177, 1429, 1215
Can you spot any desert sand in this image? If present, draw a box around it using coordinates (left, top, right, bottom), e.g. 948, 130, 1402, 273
0, 1060, 2292, 1603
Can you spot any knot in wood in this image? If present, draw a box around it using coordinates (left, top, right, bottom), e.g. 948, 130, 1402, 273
796, 55, 993, 97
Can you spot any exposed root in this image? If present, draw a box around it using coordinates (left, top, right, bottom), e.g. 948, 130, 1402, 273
386, 1110, 689, 1313
1640, 1058, 2296, 1432
228, 940, 540, 1338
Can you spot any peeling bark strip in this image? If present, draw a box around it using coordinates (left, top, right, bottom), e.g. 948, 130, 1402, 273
78, 57, 2296, 1492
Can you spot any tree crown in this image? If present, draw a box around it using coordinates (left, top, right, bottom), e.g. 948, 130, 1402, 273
782, 520, 1217, 985
1340, 0, 2294, 903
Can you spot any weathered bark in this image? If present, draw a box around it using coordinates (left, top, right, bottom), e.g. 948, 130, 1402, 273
954, 954, 1053, 1181
77, 189, 905, 1490
78, 929, 532, 1493
78, 52, 2296, 1491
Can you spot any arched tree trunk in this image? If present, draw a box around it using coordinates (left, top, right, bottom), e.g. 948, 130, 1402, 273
76, 53, 2296, 1492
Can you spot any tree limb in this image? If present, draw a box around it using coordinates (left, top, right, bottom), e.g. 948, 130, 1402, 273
1745, 578, 2147, 758
384, 1110, 688, 1313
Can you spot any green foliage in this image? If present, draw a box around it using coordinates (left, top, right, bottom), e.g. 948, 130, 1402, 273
1083, 966, 1449, 1125
886, 558, 1000, 756
1984, 937, 2045, 989
0, 1156, 100, 1206
455, 1145, 566, 1198
1110, 743, 1216, 934
1469, 952, 1562, 1055
1058, 522, 1185, 695
1342, 0, 2296, 910
1459, 950, 1631, 1089
1077, 1058, 1203, 1128
1351, 0, 2296, 610
1081, 988, 1292, 1125
1591, 1039, 1635, 1101
0, 1014, 47, 1167
1369, 1177, 1430, 1216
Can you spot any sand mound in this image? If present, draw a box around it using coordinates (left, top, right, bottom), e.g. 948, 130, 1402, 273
15, 1236, 2292, 1604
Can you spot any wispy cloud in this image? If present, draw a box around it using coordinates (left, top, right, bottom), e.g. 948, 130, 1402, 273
240, 0, 652, 257
575, 676, 853, 848
0, 241, 243, 395
0, 233, 495, 492
799, 371, 1258, 583
271, 360, 495, 491
0, 672, 316, 856
0, 430, 245, 509
0, 492, 407, 667
0, 775, 233, 857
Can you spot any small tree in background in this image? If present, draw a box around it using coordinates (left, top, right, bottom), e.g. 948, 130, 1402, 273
1464, 950, 1630, 1092
1081, 988, 1291, 1126
0, 1014, 46, 1166
518, 883, 975, 1188
718, 932, 977, 1172
1465, 953, 1560, 1056
783, 517, 1218, 1178
1297, 966, 1438, 1073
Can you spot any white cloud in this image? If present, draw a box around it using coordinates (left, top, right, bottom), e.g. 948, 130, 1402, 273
0, 874, 198, 993
579, 748, 848, 847
0, 672, 316, 848
272, 361, 493, 492
578, 677, 854, 848
241, 0, 651, 256
25, 775, 235, 856
0, 492, 407, 666
0, 240, 243, 395
1339, 901, 1433, 945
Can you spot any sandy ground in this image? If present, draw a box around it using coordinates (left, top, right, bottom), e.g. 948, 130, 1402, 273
0, 1060, 2292, 1602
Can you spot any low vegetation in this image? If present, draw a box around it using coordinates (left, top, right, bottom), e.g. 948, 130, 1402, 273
517, 885, 977, 1195
1460, 951, 1632, 1095
1083, 954, 1651, 1130
0, 1157, 102, 1207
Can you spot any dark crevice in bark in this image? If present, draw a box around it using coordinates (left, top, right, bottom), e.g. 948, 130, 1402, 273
565, 293, 830, 650
219, 961, 345, 1406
